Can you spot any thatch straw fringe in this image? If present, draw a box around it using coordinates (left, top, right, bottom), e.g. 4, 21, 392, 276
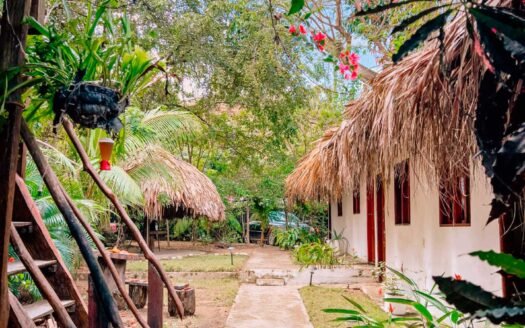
287, 13, 484, 203
124, 146, 225, 220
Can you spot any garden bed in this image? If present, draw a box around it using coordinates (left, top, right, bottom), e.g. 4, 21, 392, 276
299, 286, 388, 328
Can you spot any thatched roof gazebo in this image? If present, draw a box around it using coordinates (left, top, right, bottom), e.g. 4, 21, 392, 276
286, 11, 483, 202
124, 146, 225, 221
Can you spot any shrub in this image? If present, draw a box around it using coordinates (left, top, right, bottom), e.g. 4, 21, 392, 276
293, 241, 339, 268
275, 227, 321, 250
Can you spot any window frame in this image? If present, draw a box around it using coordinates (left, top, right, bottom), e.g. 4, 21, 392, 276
337, 200, 343, 217
439, 175, 471, 227
352, 187, 361, 214
394, 160, 411, 225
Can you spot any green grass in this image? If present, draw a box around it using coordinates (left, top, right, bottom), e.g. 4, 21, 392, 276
126, 254, 248, 272
299, 286, 388, 328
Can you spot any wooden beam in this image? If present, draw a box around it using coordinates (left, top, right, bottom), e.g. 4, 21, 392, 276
62, 119, 185, 318
20, 120, 123, 327
8, 291, 36, 328
147, 264, 163, 328
0, 0, 33, 325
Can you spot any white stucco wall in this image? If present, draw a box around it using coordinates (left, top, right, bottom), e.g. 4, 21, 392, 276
331, 164, 502, 294
330, 180, 368, 259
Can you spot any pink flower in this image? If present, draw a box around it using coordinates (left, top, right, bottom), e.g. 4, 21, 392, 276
313, 31, 326, 42
349, 52, 360, 66
289, 25, 297, 35
299, 24, 307, 35
339, 62, 350, 74
350, 70, 358, 80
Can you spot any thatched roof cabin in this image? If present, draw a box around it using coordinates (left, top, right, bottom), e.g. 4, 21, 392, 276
286, 11, 483, 202
124, 146, 225, 221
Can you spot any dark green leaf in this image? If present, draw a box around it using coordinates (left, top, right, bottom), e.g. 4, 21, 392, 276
24, 17, 50, 37
384, 297, 413, 305
342, 295, 366, 313
413, 290, 448, 312
413, 302, 434, 323
433, 276, 509, 314
288, 0, 305, 15
387, 266, 417, 288
304, 12, 312, 20
355, 0, 433, 17
471, 250, 525, 279
475, 307, 525, 325
393, 9, 452, 63
391, 4, 453, 35
323, 308, 360, 315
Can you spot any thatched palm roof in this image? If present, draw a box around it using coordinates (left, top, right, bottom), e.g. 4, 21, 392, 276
124, 147, 225, 221
287, 12, 483, 202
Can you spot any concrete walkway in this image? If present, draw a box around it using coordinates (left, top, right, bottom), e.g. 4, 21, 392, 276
225, 285, 313, 328
226, 246, 313, 328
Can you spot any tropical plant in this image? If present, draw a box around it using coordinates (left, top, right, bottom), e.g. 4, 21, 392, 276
434, 251, 525, 325
325, 266, 467, 327
294, 241, 339, 268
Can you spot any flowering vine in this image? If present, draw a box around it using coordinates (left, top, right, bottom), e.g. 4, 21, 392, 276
287, 23, 360, 81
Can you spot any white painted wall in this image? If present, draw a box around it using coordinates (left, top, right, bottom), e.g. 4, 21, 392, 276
331, 164, 502, 294
330, 180, 368, 259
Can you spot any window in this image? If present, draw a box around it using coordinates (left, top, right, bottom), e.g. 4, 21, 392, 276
440, 175, 470, 226
394, 160, 410, 225
352, 188, 360, 214
337, 201, 343, 217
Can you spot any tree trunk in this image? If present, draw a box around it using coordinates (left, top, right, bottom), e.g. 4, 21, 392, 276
168, 288, 195, 316
128, 283, 148, 309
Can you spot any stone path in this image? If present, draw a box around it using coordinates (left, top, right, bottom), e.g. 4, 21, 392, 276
226, 246, 313, 328
225, 285, 313, 328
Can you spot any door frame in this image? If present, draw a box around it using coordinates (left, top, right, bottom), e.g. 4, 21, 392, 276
376, 176, 386, 263
366, 183, 375, 263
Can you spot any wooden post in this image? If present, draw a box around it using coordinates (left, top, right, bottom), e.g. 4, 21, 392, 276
21, 121, 123, 327
245, 206, 250, 244
147, 263, 163, 328
0, 1, 32, 325
88, 276, 110, 328
167, 220, 170, 247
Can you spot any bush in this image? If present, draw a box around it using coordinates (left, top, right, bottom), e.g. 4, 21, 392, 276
275, 228, 321, 250
293, 241, 339, 268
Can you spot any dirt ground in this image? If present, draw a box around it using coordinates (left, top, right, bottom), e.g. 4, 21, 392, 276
75, 241, 263, 327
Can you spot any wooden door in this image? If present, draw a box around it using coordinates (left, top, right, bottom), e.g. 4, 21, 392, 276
376, 176, 386, 263
366, 183, 375, 263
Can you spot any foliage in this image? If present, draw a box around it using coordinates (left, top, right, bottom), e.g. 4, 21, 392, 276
434, 251, 525, 325
275, 227, 320, 250
325, 266, 466, 327
301, 286, 389, 328
293, 241, 339, 267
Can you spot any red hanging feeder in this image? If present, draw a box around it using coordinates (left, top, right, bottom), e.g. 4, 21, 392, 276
99, 138, 114, 171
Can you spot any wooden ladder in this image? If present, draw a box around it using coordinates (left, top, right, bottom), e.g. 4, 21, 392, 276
7, 175, 88, 327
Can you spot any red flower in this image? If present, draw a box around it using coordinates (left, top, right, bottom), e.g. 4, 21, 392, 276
8, 257, 15, 263
350, 70, 358, 80
388, 303, 394, 313
378, 287, 383, 296
454, 273, 462, 281
339, 62, 350, 74
317, 44, 325, 52
339, 52, 346, 59
313, 31, 326, 42
289, 25, 297, 35
349, 52, 360, 66
299, 24, 307, 35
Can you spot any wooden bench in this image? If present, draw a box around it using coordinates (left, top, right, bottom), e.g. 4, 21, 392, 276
125, 280, 196, 316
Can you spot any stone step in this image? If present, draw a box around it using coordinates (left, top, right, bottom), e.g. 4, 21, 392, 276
256, 278, 286, 286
